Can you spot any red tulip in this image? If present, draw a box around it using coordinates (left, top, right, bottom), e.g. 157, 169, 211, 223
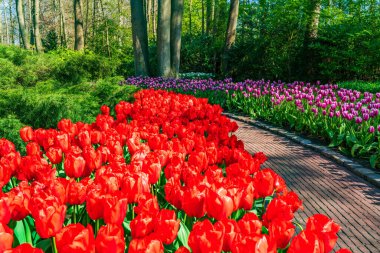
262, 198, 294, 227
175, 247, 191, 253
66, 178, 90, 205
46, 147, 63, 164
128, 236, 164, 253
0, 222, 13, 252
268, 220, 295, 249
287, 230, 325, 253
153, 209, 180, 245
7, 182, 31, 221
130, 213, 155, 239
306, 214, 340, 252
206, 187, 234, 220
336, 249, 352, 253
217, 219, 240, 252
181, 186, 206, 218
4, 243, 43, 253
64, 154, 86, 178
31, 195, 67, 238
253, 168, 275, 198
188, 219, 225, 253
19, 126, 34, 142
55, 224, 95, 253
95, 225, 125, 253
0, 196, 11, 224
103, 194, 128, 225
238, 213, 262, 237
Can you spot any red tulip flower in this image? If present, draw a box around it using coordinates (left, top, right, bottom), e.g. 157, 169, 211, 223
188, 219, 225, 253
55, 224, 95, 253
31, 195, 67, 238
4, 243, 43, 253
64, 154, 86, 178
103, 194, 128, 225
268, 220, 295, 249
153, 209, 180, 245
0, 196, 11, 224
128, 236, 164, 253
206, 187, 234, 220
95, 225, 125, 253
0, 223, 13, 252
306, 214, 341, 252
19, 126, 34, 142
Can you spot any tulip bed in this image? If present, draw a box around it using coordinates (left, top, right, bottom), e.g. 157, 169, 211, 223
125, 77, 380, 169
1, 89, 352, 252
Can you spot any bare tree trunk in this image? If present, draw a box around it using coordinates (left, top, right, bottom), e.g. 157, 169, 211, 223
3, 1, 10, 44
27, 0, 34, 46
306, 0, 321, 40
84, 0, 89, 45
206, 0, 214, 35
117, 0, 123, 46
74, 0, 85, 51
92, 0, 96, 39
17, 0, 29, 49
189, 0, 192, 36
58, 0, 67, 47
170, 0, 183, 77
201, 0, 204, 35
157, 0, 171, 77
99, 0, 110, 56
146, 0, 151, 36
221, 0, 239, 72
32, 0, 43, 52
0, 7, 3, 44
131, 0, 150, 76
151, 0, 156, 40
9, 0, 15, 44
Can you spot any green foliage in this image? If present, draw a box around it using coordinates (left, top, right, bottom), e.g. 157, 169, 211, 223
0, 59, 18, 87
337, 81, 380, 93
0, 115, 26, 154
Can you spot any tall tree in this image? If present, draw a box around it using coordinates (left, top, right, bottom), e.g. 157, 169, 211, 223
58, 0, 67, 47
0, 6, 3, 44
3, 0, 10, 44
16, 0, 29, 49
305, 0, 321, 40
32, 0, 42, 52
157, 0, 171, 76
221, 0, 239, 72
74, 0, 84, 50
170, 0, 183, 77
8, 0, 15, 44
131, 0, 150, 76
206, 0, 214, 35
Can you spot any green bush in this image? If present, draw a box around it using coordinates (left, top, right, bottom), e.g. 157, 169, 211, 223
0, 45, 30, 65
52, 50, 120, 85
0, 59, 19, 87
0, 115, 26, 154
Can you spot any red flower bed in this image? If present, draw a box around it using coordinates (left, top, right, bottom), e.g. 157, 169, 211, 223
0, 89, 351, 253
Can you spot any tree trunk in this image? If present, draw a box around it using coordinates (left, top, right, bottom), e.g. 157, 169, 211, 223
189, 0, 192, 36
99, 0, 110, 56
206, 0, 214, 35
152, 0, 156, 39
74, 0, 85, 51
131, 0, 150, 76
84, 0, 89, 45
157, 0, 171, 77
0, 7, 3, 44
32, 0, 43, 52
58, 0, 67, 47
3, 1, 10, 44
201, 0, 205, 35
306, 0, 321, 40
92, 0, 96, 39
221, 0, 239, 72
303, 0, 322, 77
9, 0, 15, 44
146, 0, 151, 36
28, 0, 34, 46
170, 0, 183, 77
17, 0, 30, 49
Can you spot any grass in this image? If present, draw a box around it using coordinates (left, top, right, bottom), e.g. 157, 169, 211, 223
337, 80, 380, 93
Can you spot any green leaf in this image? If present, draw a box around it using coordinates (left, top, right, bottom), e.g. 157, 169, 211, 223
13, 220, 26, 245
35, 238, 51, 252
177, 222, 190, 250
351, 144, 362, 157
370, 154, 377, 168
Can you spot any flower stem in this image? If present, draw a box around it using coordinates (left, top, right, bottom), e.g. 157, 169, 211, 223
73, 205, 77, 223
51, 237, 58, 253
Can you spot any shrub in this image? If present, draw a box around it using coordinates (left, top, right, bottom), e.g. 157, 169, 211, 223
0, 115, 26, 154
0, 59, 18, 87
